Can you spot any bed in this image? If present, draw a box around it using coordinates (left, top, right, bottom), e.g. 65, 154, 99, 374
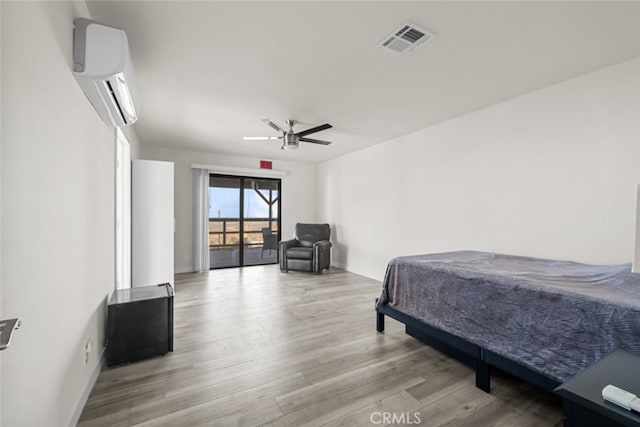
375, 251, 640, 392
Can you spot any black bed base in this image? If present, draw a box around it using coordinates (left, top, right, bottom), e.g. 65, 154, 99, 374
375, 300, 560, 393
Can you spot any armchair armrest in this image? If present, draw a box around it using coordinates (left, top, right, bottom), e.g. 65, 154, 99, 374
279, 238, 299, 272
312, 240, 332, 273
313, 240, 332, 250
279, 239, 299, 251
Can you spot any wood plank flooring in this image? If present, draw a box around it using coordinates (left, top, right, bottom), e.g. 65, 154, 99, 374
78, 266, 562, 426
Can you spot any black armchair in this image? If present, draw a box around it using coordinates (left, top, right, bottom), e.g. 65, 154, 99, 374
279, 223, 331, 274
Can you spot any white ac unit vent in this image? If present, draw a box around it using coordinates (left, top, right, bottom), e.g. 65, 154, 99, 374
73, 18, 140, 127
378, 21, 436, 55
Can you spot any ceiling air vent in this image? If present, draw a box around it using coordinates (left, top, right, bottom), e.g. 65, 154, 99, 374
378, 21, 436, 55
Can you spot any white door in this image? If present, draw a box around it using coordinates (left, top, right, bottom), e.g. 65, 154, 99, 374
115, 129, 131, 290
132, 160, 174, 287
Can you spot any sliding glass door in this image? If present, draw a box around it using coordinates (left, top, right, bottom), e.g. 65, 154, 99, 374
208, 174, 281, 269
209, 176, 242, 268
243, 178, 280, 266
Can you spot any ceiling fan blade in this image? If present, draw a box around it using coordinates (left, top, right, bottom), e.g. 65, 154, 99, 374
299, 137, 332, 145
262, 119, 285, 133
243, 136, 280, 140
296, 123, 332, 137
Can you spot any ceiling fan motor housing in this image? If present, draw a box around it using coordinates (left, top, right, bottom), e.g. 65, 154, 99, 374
283, 133, 299, 150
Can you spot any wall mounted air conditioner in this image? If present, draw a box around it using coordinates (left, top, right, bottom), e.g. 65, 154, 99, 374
73, 18, 140, 127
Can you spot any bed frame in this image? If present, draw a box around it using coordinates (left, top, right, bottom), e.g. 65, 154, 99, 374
375, 299, 561, 393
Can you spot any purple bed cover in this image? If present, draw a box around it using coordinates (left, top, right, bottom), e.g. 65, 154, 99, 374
377, 251, 640, 382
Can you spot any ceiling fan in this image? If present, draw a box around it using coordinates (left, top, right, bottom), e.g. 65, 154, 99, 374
243, 119, 333, 150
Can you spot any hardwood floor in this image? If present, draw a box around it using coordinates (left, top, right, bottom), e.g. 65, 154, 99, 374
78, 266, 562, 426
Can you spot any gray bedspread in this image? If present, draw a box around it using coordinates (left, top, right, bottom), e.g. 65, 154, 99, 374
377, 251, 640, 382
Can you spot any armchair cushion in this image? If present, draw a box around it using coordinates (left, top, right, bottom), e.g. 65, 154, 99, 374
287, 247, 313, 260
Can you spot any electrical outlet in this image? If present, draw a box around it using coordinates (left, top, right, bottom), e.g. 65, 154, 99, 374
83, 339, 92, 366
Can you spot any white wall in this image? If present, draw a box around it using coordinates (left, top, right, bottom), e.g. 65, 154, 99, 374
318, 58, 640, 281
140, 146, 317, 273
1, 2, 117, 425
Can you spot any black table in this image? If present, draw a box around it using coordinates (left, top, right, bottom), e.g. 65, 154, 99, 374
107, 283, 174, 366
556, 350, 640, 427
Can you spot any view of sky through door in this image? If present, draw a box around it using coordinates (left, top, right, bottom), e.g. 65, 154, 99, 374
209, 187, 279, 219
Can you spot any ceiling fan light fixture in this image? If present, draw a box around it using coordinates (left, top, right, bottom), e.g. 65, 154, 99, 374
283, 141, 299, 150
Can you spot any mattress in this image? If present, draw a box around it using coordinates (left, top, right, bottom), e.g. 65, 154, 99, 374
377, 251, 640, 382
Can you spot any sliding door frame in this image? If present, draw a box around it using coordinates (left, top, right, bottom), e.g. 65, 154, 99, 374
209, 173, 282, 269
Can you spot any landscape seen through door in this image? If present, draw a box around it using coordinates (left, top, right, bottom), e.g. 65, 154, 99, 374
208, 175, 281, 269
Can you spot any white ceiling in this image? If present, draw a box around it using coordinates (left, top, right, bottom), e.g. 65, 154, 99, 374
86, 1, 640, 163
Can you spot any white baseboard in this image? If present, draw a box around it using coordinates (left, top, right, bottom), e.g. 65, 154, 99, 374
68, 348, 105, 427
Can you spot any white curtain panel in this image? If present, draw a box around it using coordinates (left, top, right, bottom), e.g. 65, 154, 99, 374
193, 169, 210, 272
633, 185, 640, 273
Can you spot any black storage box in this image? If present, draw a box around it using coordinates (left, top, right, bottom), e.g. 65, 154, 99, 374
107, 283, 174, 366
